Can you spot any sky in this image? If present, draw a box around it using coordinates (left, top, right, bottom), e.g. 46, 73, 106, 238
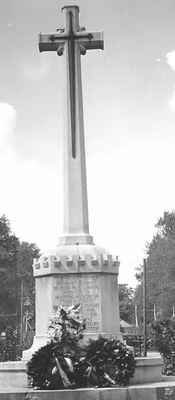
1, 0, 175, 285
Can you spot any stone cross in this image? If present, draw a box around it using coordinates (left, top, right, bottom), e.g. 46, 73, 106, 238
39, 6, 104, 245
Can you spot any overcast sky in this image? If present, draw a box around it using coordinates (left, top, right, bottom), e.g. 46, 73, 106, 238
1, 0, 175, 285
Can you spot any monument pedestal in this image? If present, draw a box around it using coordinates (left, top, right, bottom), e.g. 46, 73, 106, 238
23, 244, 121, 359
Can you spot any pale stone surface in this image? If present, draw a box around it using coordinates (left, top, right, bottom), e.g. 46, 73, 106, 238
2, 381, 175, 400
60, 7, 103, 246
130, 356, 163, 385
0, 361, 27, 389
129, 387, 157, 400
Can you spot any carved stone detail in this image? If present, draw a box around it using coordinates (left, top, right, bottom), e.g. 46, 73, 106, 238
33, 251, 119, 277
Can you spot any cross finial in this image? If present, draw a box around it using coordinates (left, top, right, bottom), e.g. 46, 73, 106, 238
61, 5, 79, 11
61, 5, 80, 33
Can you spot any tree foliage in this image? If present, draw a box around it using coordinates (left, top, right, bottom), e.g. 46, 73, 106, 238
119, 284, 135, 324
0, 215, 40, 335
135, 211, 175, 323
0, 215, 20, 315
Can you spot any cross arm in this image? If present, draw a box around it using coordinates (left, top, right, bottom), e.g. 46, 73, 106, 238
39, 31, 104, 53
39, 33, 65, 52
76, 31, 104, 51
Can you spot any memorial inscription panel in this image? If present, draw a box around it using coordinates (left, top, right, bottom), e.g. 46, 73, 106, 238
53, 274, 101, 332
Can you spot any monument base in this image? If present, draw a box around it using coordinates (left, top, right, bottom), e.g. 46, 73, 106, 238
32, 243, 121, 358
0, 355, 167, 397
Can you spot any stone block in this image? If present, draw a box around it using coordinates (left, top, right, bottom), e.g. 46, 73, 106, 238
130, 356, 163, 385
99, 387, 128, 400
0, 361, 27, 389
128, 387, 157, 400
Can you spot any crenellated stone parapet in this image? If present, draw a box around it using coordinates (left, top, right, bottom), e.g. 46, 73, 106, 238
33, 248, 119, 277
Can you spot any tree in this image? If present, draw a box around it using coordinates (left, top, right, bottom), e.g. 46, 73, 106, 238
17, 241, 40, 310
156, 211, 175, 238
0, 215, 20, 316
119, 284, 135, 324
135, 211, 175, 323
16, 241, 40, 348
0, 215, 40, 339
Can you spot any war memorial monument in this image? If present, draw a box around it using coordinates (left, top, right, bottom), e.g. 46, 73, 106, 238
25, 4, 121, 356
0, 5, 169, 400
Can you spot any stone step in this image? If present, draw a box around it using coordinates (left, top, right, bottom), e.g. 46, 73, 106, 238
1, 384, 175, 400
